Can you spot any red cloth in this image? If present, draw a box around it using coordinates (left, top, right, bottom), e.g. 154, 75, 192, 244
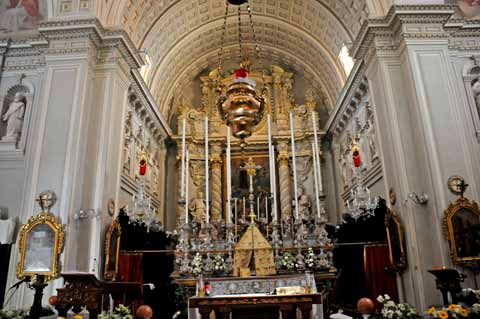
9, 0, 41, 18
465, 0, 480, 6
118, 253, 143, 283
364, 245, 399, 303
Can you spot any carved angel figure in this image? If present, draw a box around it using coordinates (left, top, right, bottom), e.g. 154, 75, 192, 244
2, 92, 25, 141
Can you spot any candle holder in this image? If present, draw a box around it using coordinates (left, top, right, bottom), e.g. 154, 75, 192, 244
180, 252, 192, 275
314, 218, 331, 247
176, 222, 191, 252
282, 219, 294, 247
201, 222, 214, 250
294, 218, 305, 247
226, 222, 236, 249
296, 246, 305, 271
204, 252, 213, 273
226, 248, 234, 274
270, 220, 282, 248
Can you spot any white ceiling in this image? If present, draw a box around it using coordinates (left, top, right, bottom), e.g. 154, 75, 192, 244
99, 0, 369, 119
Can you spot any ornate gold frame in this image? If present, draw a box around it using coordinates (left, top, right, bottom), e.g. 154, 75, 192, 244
104, 218, 121, 280
384, 208, 407, 273
444, 196, 480, 267
16, 212, 64, 281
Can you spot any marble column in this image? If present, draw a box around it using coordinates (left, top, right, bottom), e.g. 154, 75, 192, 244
210, 144, 223, 222
277, 142, 292, 221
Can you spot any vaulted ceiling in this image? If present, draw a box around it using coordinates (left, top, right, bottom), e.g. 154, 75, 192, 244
98, 0, 369, 122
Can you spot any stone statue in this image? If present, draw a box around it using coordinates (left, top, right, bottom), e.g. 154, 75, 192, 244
297, 186, 311, 222
472, 79, 480, 116
2, 92, 26, 141
189, 191, 206, 224
366, 119, 378, 160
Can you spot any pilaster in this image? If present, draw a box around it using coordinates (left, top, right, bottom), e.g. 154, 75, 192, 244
349, 4, 480, 308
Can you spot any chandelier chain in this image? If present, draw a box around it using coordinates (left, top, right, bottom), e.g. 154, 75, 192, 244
218, 1, 229, 73
246, 1, 260, 60
237, 5, 244, 63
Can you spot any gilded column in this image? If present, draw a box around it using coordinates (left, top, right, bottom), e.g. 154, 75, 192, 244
277, 142, 292, 221
210, 144, 223, 222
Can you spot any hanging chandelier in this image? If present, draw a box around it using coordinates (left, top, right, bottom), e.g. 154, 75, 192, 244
216, 0, 266, 142
127, 150, 157, 232
345, 142, 378, 220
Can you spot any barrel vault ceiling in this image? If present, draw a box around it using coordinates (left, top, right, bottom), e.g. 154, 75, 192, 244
98, 0, 369, 121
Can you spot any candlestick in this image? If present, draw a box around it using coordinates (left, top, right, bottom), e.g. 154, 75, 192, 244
180, 118, 186, 198
289, 112, 299, 219
226, 126, 232, 223
311, 143, 321, 218
271, 145, 278, 222
205, 116, 209, 224
312, 111, 323, 193
185, 149, 190, 223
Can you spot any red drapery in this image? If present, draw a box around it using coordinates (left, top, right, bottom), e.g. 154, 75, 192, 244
364, 244, 398, 303
118, 253, 143, 283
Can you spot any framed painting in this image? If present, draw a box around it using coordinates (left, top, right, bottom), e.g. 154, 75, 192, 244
16, 212, 64, 281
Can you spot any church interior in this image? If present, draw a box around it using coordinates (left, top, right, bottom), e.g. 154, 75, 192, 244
2, 1, 480, 319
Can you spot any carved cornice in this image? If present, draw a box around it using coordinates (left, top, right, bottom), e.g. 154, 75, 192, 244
0, 18, 143, 71
129, 69, 173, 138
351, 5, 457, 61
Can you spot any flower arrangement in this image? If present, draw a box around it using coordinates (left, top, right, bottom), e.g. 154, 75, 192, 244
0, 309, 29, 319
425, 304, 470, 319
212, 253, 226, 273
304, 248, 317, 269
376, 294, 419, 319
280, 252, 296, 270
191, 253, 204, 276
98, 304, 133, 319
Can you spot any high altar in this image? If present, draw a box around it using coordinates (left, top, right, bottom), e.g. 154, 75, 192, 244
172, 65, 335, 318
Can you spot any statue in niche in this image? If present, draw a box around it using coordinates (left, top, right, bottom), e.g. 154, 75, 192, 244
123, 111, 133, 174
2, 92, 26, 142
367, 119, 378, 160
471, 79, 480, 117
339, 155, 348, 189
189, 190, 206, 224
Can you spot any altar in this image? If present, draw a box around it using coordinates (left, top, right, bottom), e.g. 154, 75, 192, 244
190, 293, 322, 319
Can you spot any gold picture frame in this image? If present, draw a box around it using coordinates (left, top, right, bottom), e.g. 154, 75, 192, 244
104, 218, 121, 281
16, 212, 64, 281
384, 208, 407, 273
444, 196, 480, 267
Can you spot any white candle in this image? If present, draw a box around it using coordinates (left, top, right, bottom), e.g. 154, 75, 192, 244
243, 197, 246, 219
226, 126, 232, 224
267, 114, 274, 198
234, 198, 238, 238
271, 145, 278, 222
185, 149, 190, 223
180, 118, 186, 198
311, 143, 321, 218
312, 111, 323, 193
265, 197, 268, 223
289, 112, 299, 220
257, 197, 260, 217
205, 116, 210, 224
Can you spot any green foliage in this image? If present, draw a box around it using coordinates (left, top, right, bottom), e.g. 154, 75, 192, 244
98, 304, 133, 319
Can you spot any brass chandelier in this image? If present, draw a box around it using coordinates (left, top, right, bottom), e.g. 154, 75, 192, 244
216, 0, 266, 142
